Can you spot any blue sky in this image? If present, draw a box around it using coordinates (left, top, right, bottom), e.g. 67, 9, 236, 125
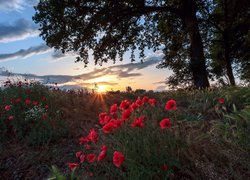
0, 0, 172, 91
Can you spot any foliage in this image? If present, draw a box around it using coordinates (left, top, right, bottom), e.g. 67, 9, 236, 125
33, 0, 210, 88
0, 80, 68, 145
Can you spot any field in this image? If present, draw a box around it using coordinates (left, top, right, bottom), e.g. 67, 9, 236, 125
0, 81, 249, 179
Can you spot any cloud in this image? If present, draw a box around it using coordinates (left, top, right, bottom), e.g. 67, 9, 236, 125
0, 0, 24, 11
0, 44, 51, 61
0, 19, 39, 43
0, 0, 38, 12
155, 85, 168, 91
0, 51, 163, 88
153, 80, 166, 85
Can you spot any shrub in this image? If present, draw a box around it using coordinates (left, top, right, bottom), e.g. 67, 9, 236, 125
0, 80, 67, 145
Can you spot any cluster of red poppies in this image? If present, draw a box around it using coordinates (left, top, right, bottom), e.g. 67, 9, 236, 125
0, 81, 49, 134
68, 96, 177, 174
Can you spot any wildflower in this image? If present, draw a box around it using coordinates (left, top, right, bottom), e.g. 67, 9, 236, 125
75, 151, 83, 158
25, 99, 31, 105
119, 100, 130, 111
131, 102, 139, 111
33, 101, 38, 106
142, 96, 149, 104
161, 164, 168, 171
131, 116, 145, 128
159, 118, 171, 129
8, 116, 14, 121
110, 104, 118, 115
4, 105, 11, 111
113, 151, 125, 168
15, 98, 21, 103
111, 119, 123, 128
99, 112, 110, 125
87, 154, 96, 163
68, 162, 79, 171
102, 121, 115, 133
87, 129, 98, 142
98, 150, 107, 161
135, 97, 143, 107
165, 99, 176, 110
101, 145, 108, 151
79, 136, 89, 145
79, 154, 85, 163
148, 98, 157, 107
218, 98, 224, 104
45, 105, 49, 109
122, 109, 132, 120
84, 144, 91, 150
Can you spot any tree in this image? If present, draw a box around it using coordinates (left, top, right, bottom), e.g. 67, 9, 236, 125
208, 0, 250, 85
33, 0, 210, 88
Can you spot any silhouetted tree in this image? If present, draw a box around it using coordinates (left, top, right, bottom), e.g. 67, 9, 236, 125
33, 0, 210, 88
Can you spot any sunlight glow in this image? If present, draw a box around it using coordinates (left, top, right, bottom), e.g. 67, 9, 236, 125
97, 85, 107, 93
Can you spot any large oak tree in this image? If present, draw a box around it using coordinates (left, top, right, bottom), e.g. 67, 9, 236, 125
33, 0, 210, 88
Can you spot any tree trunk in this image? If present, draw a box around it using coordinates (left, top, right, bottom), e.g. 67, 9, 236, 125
224, 33, 236, 85
223, 0, 236, 86
181, 0, 210, 88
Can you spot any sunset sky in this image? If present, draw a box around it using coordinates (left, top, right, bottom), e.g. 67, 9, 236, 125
0, 0, 172, 92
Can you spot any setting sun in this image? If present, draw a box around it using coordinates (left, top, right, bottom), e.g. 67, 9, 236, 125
97, 85, 107, 93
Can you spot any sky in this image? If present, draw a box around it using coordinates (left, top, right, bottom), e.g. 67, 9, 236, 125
0, 0, 172, 92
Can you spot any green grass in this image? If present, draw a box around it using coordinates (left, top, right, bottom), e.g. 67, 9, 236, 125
0, 82, 249, 179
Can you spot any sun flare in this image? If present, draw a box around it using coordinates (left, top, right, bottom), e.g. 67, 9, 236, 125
97, 85, 107, 93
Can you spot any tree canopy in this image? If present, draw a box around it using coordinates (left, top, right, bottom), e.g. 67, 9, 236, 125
33, 0, 249, 88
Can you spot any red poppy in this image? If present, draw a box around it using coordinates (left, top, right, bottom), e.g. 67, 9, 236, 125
131, 116, 145, 128
110, 104, 118, 115
33, 101, 38, 106
4, 105, 11, 111
98, 150, 107, 161
131, 102, 139, 111
99, 112, 110, 125
99, 112, 108, 121
148, 98, 157, 107
101, 145, 108, 151
102, 121, 115, 133
113, 119, 124, 128
75, 151, 83, 158
122, 109, 132, 120
142, 96, 149, 104
45, 105, 49, 109
218, 98, 224, 104
87, 154, 96, 163
25, 99, 31, 105
87, 129, 98, 142
8, 115, 14, 121
135, 97, 143, 107
165, 99, 176, 110
119, 100, 130, 110
79, 136, 89, 145
84, 144, 91, 150
79, 154, 85, 163
68, 162, 79, 171
161, 164, 168, 171
159, 118, 171, 129
15, 98, 21, 103
113, 151, 125, 168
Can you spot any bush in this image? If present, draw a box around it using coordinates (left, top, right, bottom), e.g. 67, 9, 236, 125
0, 80, 67, 145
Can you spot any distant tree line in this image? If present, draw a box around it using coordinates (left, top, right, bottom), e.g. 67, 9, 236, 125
33, 0, 250, 88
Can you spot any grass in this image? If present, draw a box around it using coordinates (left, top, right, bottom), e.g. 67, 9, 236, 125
0, 81, 249, 179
